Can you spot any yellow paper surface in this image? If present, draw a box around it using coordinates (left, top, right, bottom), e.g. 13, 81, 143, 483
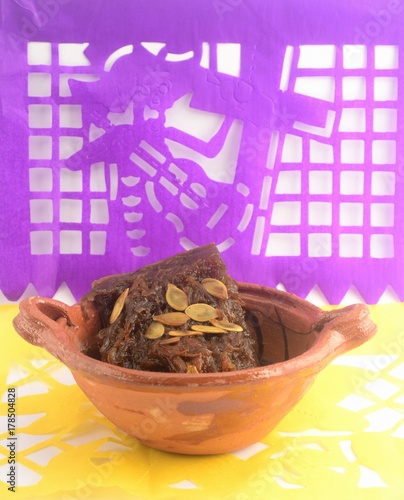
1, 303, 404, 499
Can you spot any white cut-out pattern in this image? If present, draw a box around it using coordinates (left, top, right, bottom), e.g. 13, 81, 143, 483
25, 42, 400, 264
62, 422, 121, 446
59, 74, 99, 97
170, 480, 199, 490
281, 134, 302, 162
374, 77, 398, 101
295, 76, 335, 102
28, 73, 52, 97
293, 110, 335, 137
271, 202, 301, 226
142, 40, 241, 76
378, 286, 401, 304
308, 233, 332, 257
230, 441, 269, 460
310, 140, 334, 163
141, 42, 166, 56
340, 203, 364, 227
337, 394, 375, 412
266, 233, 301, 257
305, 284, 330, 305
340, 172, 364, 195
342, 76, 366, 100
165, 50, 194, 62
29, 136, 52, 160
370, 235, 394, 259
16, 381, 50, 397
363, 379, 401, 400
90, 231, 107, 255
372, 140, 396, 164
298, 44, 336, 69
364, 408, 403, 432
358, 466, 388, 488
27, 43, 105, 256
339, 234, 363, 258
273, 477, 303, 489
59, 136, 83, 159
165, 118, 243, 184
27, 42, 52, 65
26, 446, 63, 467
339, 108, 366, 132
60, 230, 82, 254
58, 43, 90, 66
29, 104, 52, 128
217, 43, 241, 77
342, 45, 367, 69
90, 200, 109, 224
259, 177, 272, 210
3, 463, 42, 486
279, 45, 294, 91
140, 140, 166, 164
52, 282, 76, 305
60, 199, 82, 223
104, 45, 134, 72
108, 101, 134, 126
200, 42, 210, 69
339, 440, 356, 462
340, 285, 365, 305
90, 162, 107, 192
30, 231, 53, 255
165, 93, 225, 142
60, 168, 83, 192
60, 104, 83, 128
308, 171, 332, 195
29, 200, 53, 223
257, 44, 400, 260
309, 202, 332, 226
266, 131, 279, 169
251, 216, 266, 255
375, 45, 399, 69
373, 108, 397, 132
275, 171, 301, 194
6, 364, 30, 385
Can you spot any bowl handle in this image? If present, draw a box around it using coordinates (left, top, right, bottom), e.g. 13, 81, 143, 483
13, 296, 100, 359
304, 303, 377, 372
317, 303, 376, 352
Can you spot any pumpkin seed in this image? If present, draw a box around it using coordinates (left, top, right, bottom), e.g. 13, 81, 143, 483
160, 337, 181, 345
191, 324, 227, 334
201, 278, 228, 300
153, 312, 189, 326
168, 330, 204, 337
186, 363, 199, 374
109, 288, 129, 324
210, 318, 243, 332
166, 283, 188, 311
144, 321, 165, 339
185, 303, 217, 322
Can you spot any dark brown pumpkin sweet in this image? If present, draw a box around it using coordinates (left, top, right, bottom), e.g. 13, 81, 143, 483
81, 243, 259, 373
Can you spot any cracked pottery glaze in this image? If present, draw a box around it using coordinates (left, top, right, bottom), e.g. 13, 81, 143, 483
13, 283, 376, 455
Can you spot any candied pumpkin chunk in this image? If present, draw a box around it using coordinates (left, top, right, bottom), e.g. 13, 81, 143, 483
81, 243, 259, 373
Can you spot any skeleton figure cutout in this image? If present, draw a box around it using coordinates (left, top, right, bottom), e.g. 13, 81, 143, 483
63, 42, 254, 261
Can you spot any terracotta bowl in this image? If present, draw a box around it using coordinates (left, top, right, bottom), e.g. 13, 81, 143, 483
13, 283, 377, 455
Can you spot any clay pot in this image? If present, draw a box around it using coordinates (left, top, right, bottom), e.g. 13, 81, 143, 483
13, 283, 376, 455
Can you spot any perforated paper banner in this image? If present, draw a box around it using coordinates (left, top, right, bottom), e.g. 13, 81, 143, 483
1, 0, 403, 303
